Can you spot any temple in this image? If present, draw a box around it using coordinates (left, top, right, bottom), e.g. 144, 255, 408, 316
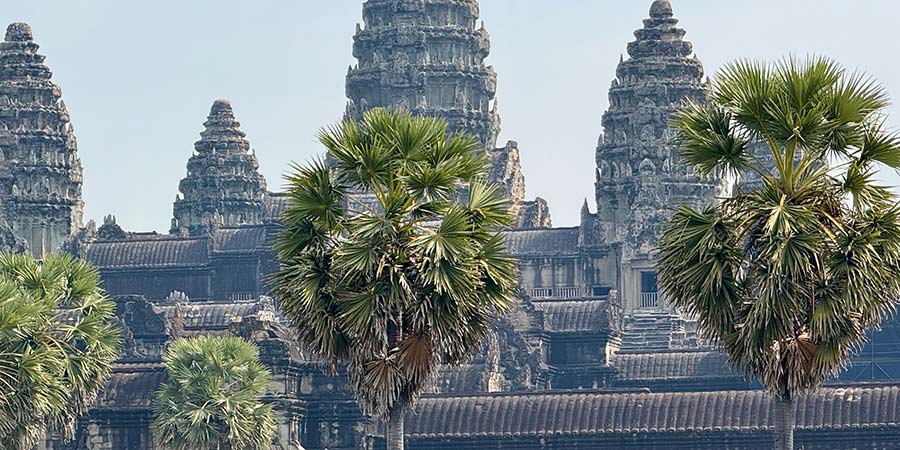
0, 23, 83, 256
2, 1, 900, 449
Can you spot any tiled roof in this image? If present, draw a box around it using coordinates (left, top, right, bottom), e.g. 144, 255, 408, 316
611, 351, 739, 381
407, 386, 900, 438
96, 369, 165, 408
85, 226, 268, 270
502, 227, 580, 257
211, 226, 267, 252
85, 237, 209, 269
533, 300, 607, 333
265, 192, 289, 221
156, 301, 261, 330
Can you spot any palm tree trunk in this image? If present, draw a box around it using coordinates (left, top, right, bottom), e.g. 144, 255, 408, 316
385, 406, 405, 450
773, 395, 795, 450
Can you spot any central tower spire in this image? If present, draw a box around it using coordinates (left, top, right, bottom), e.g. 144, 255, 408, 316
346, 0, 499, 150
344, 0, 551, 228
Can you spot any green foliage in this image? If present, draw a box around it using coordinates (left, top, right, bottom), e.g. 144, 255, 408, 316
271, 108, 517, 418
0, 253, 121, 449
152, 336, 276, 450
660, 57, 900, 400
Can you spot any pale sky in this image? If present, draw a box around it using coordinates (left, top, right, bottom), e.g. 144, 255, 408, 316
3, 1, 900, 231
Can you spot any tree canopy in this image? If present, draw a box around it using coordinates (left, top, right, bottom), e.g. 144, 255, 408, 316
271, 108, 518, 423
0, 253, 121, 449
660, 54, 900, 404
152, 335, 276, 450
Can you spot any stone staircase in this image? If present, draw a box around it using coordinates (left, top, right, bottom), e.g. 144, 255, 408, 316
617, 309, 698, 353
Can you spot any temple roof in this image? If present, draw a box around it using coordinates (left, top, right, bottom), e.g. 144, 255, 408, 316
211, 227, 267, 252
611, 351, 740, 382
503, 227, 579, 257
264, 192, 289, 221
197, 100, 247, 147
84, 226, 268, 270
407, 386, 900, 438
630, 0, 692, 60
85, 237, 209, 269
96, 369, 165, 409
156, 301, 262, 330
533, 299, 607, 333
349, 0, 499, 151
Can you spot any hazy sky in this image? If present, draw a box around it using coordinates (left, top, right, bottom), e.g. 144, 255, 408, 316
4, 1, 900, 231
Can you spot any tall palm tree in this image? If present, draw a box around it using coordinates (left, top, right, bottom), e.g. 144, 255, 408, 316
271, 108, 517, 450
658, 57, 900, 450
0, 253, 121, 449
152, 335, 276, 450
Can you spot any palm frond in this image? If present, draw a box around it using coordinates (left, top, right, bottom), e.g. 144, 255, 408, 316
672, 100, 752, 176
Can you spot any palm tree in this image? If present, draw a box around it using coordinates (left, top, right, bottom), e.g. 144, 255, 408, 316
271, 108, 517, 450
658, 56, 900, 450
0, 253, 121, 449
152, 335, 276, 450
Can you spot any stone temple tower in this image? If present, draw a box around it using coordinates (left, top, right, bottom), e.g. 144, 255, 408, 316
171, 100, 267, 236
590, 1, 723, 311
345, 0, 551, 228
0, 23, 84, 256
346, 0, 500, 149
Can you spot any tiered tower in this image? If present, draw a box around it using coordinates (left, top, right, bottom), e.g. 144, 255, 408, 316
0, 23, 84, 256
346, 0, 500, 149
346, 0, 551, 227
591, 1, 723, 311
171, 100, 267, 235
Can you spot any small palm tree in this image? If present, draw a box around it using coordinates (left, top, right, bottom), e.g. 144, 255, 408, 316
0, 253, 121, 449
152, 336, 276, 450
659, 57, 900, 450
271, 108, 517, 450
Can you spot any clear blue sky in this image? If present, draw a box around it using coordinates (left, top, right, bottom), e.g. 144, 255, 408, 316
4, 1, 900, 231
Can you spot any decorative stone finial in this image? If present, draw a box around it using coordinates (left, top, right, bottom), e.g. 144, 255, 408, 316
649, 0, 673, 19
210, 99, 233, 115
5, 23, 33, 42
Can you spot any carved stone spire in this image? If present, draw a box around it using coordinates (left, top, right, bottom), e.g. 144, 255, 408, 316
345, 0, 550, 228
0, 22, 84, 256
346, 0, 500, 150
592, 2, 723, 307
171, 100, 267, 235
